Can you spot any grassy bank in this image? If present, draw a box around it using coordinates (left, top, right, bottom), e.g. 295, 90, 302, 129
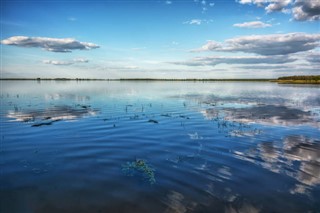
275, 75, 320, 84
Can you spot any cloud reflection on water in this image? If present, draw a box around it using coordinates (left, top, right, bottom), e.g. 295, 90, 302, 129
44, 93, 90, 102
7, 105, 98, 125
163, 191, 190, 213
235, 135, 320, 195
284, 136, 320, 187
176, 88, 319, 128
225, 202, 260, 213
202, 105, 319, 128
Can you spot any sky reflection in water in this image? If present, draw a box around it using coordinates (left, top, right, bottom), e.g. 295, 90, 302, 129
0, 81, 319, 213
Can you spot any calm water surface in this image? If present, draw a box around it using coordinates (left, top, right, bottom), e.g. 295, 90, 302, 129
1, 81, 320, 213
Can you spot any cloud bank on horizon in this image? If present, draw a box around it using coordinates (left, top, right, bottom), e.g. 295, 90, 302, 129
1, 0, 319, 79
170, 55, 297, 66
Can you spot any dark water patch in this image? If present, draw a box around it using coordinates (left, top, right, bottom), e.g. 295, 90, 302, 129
31, 119, 62, 127
161, 113, 172, 117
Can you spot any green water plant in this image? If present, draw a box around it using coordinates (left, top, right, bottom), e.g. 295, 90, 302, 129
122, 159, 156, 184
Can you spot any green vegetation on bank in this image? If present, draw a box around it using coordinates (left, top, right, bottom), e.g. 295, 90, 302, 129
275, 75, 320, 84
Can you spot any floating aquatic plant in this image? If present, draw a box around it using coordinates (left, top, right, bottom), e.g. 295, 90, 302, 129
148, 119, 158, 124
122, 159, 156, 184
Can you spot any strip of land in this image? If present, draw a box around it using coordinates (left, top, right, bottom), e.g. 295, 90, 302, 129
0, 75, 319, 84
0, 78, 276, 82
274, 75, 320, 84
0, 78, 272, 81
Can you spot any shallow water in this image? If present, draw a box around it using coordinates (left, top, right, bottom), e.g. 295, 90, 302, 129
1, 80, 319, 213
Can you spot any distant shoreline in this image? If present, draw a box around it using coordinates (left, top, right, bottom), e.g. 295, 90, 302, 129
0, 76, 319, 84
0, 78, 274, 82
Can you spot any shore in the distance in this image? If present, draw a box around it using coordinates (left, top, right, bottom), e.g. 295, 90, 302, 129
1, 75, 319, 84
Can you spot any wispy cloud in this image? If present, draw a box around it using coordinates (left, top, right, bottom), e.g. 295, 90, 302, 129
170, 55, 296, 66
165, 1, 172, 5
43, 60, 74, 66
195, 33, 320, 55
43, 58, 89, 66
73, 58, 89, 63
233, 21, 272, 28
0, 20, 24, 27
68, 17, 77, 21
123, 65, 139, 70
236, 65, 291, 70
1, 36, 100, 53
193, 0, 215, 13
305, 51, 320, 63
131, 47, 147, 51
184, 19, 202, 25
184, 19, 213, 25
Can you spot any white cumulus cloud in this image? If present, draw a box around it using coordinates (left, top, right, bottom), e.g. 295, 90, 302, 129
238, 0, 320, 21
196, 33, 320, 55
1, 36, 100, 52
265, 0, 292, 13
238, 0, 292, 13
293, 0, 320, 21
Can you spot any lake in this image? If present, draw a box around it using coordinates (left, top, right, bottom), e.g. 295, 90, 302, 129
1, 80, 319, 213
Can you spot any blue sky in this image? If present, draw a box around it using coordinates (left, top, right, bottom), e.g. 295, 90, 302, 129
1, 0, 319, 79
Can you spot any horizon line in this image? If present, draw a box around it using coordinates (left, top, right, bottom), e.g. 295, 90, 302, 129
0, 78, 275, 81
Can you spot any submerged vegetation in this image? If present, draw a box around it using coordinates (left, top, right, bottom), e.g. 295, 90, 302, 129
122, 159, 156, 184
